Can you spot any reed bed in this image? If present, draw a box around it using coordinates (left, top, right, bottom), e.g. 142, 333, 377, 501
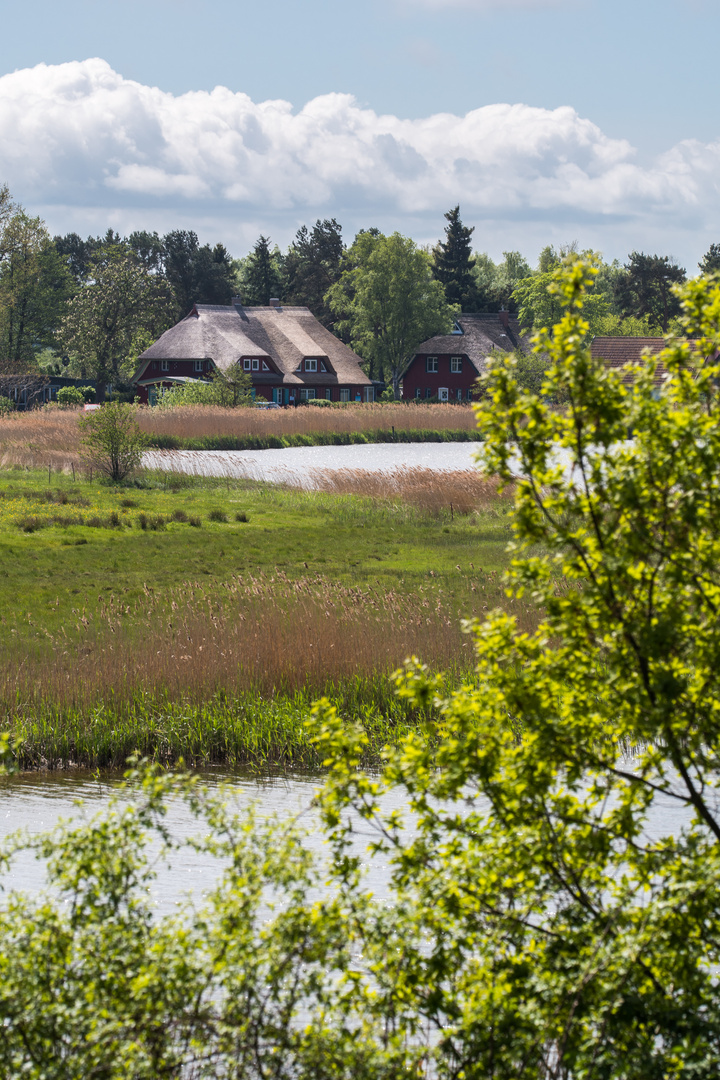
138, 402, 479, 443
0, 403, 480, 469
310, 466, 514, 516
2, 569, 540, 769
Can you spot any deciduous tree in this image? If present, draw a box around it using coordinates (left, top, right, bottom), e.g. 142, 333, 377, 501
327, 231, 454, 396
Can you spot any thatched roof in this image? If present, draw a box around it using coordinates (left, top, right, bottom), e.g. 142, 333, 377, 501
136, 301, 371, 387
410, 313, 531, 376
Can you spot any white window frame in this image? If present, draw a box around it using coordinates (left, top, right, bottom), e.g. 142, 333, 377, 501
261, 360, 270, 371
305, 358, 317, 372
339, 388, 350, 402
364, 387, 374, 402
325, 389, 332, 400
415, 388, 422, 399
426, 356, 438, 373
243, 359, 252, 371
450, 356, 462, 373
161, 360, 169, 372
456, 388, 463, 402
194, 360, 204, 373
252, 358, 260, 371
320, 361, 328, 372
300, 388, 316, 401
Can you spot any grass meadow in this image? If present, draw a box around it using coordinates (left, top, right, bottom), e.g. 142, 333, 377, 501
0, 460, 540, 770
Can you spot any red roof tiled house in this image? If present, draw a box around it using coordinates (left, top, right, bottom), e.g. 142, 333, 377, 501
590, 337, 672, 385
401, 312, 531, 402
133, 298, 373, 405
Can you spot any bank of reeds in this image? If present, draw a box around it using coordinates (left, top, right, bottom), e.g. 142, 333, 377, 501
310, 467, 514, 516
0, 404, 480, 469
3, 569, 540, 769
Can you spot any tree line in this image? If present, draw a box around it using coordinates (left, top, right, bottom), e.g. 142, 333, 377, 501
0, 182, 716, 400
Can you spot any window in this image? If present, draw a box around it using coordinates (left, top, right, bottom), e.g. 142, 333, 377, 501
450, 357, 462, 373
252, 358, 259, 371
194, 360, 204, 373
261, 360, 270, 371
456, 389, 463, 402
300, 388, 315, 401
320, 361, 328, 372
364, 387, 374, 402
325, 389, 332, 400
426, 388, 433, 399
451, 321, 463, 335
426, 356, 438, 373
466, 388, 474, 401
305, 358, 317, 372
339, 388, 350, 402
161, 360, 169, 372
415, 388, 422, 399
243, 359, 251, 371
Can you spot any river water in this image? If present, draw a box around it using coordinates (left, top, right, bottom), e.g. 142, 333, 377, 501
144, 443, 484, 486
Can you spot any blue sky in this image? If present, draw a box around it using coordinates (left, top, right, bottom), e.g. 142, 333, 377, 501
0, 0, 717, 268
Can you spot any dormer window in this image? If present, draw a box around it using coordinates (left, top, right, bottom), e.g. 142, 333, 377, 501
452, 321, 463, 335
243, 359, 251, 371
305, 358, 317, 372
252, 359, 259, 371
320, 360, 328, 372
261, 360, 270, 371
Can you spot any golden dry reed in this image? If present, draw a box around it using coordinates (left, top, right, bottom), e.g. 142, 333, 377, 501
0, 403, 478, 470
310, 467, 514, 515
1, 570, 539, 716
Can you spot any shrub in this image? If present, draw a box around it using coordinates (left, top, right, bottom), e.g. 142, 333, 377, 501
171, 508, 189, 523
78, 402, 145, 483
235, 511, 249, 523
56, 386, 85, 406
208, 508, 228, 523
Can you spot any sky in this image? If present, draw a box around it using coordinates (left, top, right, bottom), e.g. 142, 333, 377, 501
0, 0, 718, 269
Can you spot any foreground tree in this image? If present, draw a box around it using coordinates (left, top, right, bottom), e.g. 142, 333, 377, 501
6, 267, 720, 1075
158, 363, 252, 407
327, 231, 453, 395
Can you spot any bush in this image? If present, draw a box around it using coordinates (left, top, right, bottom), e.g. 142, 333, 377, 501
78, 402, 146, 483
208, 508, 228, 523
56, 386, 85, 406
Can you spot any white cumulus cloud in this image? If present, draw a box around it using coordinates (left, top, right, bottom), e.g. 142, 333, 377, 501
0, 58, 717, 263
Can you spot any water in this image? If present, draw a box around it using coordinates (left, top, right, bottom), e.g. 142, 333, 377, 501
0, 765, 699, 916
0, 769, 406, 916
144, 443, 484, 486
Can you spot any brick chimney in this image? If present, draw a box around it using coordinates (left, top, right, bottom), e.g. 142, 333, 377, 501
498, 308, 510, 329
269, 298, 281, 308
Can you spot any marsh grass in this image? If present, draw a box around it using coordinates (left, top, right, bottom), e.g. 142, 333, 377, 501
0, 404, 481, 469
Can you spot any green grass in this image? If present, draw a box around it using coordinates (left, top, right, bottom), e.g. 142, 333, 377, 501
0, 466, 525, 770
145, 428, 484, 451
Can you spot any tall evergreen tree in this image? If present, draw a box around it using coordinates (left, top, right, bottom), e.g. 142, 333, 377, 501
284, 219, 344, 327
699, 243, 720, 274
432, 206, 479, 311
240, 236, 284, 306
615, 252, 686, 333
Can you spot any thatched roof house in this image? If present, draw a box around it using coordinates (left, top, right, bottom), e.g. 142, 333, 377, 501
133, 299, 373, 405
401, 312, 531, 401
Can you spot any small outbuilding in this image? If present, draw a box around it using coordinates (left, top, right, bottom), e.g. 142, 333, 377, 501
133, 298, 374, 405
401, 312, 529, 402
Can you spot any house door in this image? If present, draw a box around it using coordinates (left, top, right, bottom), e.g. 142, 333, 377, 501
438, 387, 449, 402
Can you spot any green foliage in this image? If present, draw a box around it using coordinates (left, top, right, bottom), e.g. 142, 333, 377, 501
284, 218, 344, 327
432, 205, 480, 310
238, 234, 284, 305
79, 402, 146, 482
60, 249, 175, 393
615, 250, 686, 332
699, 243, 720, 274
56, 385, 85, 406
513, 249, 611, 334
327, 231, 455, 395
157, 364, 252, 408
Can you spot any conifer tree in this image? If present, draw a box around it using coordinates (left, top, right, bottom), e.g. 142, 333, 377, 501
432, 205, 479, 311
240, 235, 284, 306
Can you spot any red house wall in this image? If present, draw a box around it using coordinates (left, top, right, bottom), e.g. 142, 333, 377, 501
401, 354, 479, 401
